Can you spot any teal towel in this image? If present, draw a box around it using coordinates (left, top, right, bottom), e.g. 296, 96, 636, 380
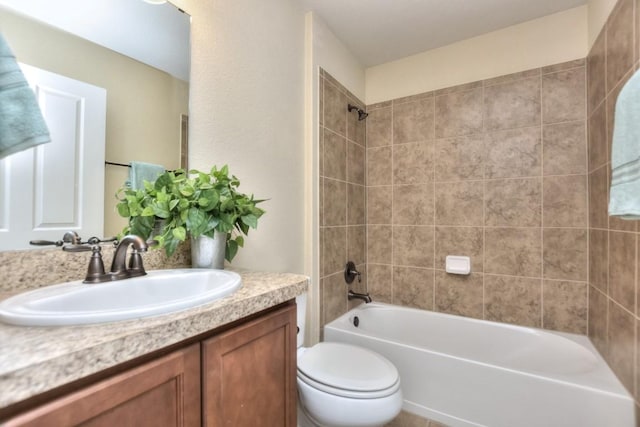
127, 161, 165, 190
0, 33, 50, 159
610, 69, 640, 219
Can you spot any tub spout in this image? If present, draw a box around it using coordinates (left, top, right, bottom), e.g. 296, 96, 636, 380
348, 289, 372, 303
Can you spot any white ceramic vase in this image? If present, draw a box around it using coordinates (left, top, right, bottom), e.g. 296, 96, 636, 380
190, 232, 226, 269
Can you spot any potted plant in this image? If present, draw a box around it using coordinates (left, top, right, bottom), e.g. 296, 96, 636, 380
116, 165, 265, 268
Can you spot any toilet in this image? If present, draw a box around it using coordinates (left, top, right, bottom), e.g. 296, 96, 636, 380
296, 294, 403, 427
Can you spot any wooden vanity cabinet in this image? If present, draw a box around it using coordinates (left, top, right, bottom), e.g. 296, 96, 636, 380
4, 344, 201, 427
3, 302, 297, 427
202, 302, 297, 426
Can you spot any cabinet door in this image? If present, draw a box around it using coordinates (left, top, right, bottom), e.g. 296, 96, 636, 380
202, 304, 297, 427
5, 344, 200, 427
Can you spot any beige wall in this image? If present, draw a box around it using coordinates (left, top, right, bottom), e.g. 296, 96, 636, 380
365, 6, 588, 104
0, 7, 189, 238
174, 0, 307, 274
588, 0, 620, 47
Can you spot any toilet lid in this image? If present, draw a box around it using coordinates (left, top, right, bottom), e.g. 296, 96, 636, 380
297, 342, 399, 394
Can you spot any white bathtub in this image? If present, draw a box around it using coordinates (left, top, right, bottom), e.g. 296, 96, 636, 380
324, 303, 634, 427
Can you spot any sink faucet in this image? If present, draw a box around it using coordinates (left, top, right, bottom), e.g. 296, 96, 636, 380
110, 235, 149, 280
348, 290, 372, 304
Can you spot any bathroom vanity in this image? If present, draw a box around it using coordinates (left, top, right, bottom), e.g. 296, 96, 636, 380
0, 270, 307, 426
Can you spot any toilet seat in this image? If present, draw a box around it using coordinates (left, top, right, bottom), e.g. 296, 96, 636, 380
297, 342, 400, 399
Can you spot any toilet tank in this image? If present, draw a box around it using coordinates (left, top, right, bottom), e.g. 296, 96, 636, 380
295, 292, 307, 348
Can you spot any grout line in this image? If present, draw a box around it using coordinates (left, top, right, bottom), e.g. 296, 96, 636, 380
539, 72, 545, 329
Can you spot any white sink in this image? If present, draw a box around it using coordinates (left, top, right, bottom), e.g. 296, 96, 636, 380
0, 269, 241, 326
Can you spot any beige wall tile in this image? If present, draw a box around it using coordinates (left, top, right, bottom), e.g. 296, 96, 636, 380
589, 228, 609, 292
484, 275, 541, 327
323, 130, 347, 181
347, 225, 365, 266
435, 88, 483, 138
368, 146, 393, 186
435, 134, 484, 181
485, 227, 541, 277
347, 183, 365, 225
543, 175, 588, 227
588, 104, 607, 172
319, 76, 324, 127
541, 59, 586, 74
368, 264, 393, 303
393, 226, 434, 268
589, 286, 609, 356
484, 77, 541, 131
393, 141, 434, 184
368, 225, 392, 264
347, 141, 365, 185
589, 166, 609, 230
323, 178, 347, 226
393, 267, 434, 310
323, 272, 347, 325
543, 121, 587, 176
366, 107, 392, 148
393, 98, 435, 144
485, 178, 541, 227
393, 184, 434, 225
433, 80, 483, 96
392, 91, 434, 105
322, 226, 346, 277
324, 80, 347, 136
543, 280, 588, 333
435, 226, 484, 272
435, 271, 483, 318
587, 31, 606, 114
347, 103, 366, 146
542, 68, 586, 124
367, 186, 392, 224
319, 126, 324, 177
484, 127, 541, 179
435, 181, 483, 226
609, 231, 637, 312
606, 0, 635, 93
543, 228, 588, 281
483, 68, 541, 87
608, 300, 635, 392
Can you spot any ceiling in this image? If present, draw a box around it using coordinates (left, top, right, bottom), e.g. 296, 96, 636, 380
301, 0, 587, 67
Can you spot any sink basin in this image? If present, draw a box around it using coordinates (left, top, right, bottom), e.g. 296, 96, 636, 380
0, 269, 241, 326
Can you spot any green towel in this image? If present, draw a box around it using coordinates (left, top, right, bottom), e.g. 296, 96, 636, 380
127, 161, 165, 190
0, 33, 50, 159
609, 69, 640, 219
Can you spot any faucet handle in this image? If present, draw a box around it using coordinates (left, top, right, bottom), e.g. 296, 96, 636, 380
344, 261, 362, 284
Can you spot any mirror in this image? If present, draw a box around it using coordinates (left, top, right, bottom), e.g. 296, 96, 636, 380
0, 0, 190, 250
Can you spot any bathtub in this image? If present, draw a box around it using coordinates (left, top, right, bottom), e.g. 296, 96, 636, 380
324, 303, 634, 427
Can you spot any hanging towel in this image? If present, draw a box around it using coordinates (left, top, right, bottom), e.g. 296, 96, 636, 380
127, 161, 165, 190
0, 33, 50, 159
609, 69, 640, 219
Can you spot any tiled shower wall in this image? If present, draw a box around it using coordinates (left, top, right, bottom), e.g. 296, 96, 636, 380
319, 69, 367, 327
587, 0, 640, 402
366, 61, 589, 333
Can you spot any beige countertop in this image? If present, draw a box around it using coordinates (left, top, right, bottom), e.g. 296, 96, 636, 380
0, 270, 308, 409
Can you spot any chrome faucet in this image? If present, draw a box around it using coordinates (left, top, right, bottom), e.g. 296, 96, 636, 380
348, 290, 372, 304
110, 235, 149, 280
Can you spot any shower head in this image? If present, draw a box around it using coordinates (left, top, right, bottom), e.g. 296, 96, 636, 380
348, 104, 368, 121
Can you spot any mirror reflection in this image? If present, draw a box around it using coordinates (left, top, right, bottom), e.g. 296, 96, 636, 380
0, 0, 190, 250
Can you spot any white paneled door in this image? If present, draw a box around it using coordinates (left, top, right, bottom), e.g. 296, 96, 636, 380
0, 64, 106, 250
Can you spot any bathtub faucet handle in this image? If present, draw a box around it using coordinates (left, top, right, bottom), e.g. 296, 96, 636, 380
344, 261, 361, 284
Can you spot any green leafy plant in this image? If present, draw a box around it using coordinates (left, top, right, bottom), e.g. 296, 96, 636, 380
116, 165, 265, 262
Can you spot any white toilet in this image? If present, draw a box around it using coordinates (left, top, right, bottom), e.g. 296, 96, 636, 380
296, 294, 403, 427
